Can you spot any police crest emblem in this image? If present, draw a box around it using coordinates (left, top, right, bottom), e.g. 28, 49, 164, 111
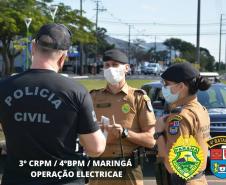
168, 115, 182, 135
121, 103, 130, 113
169, 135, 204, 180
207, 136, 226, 179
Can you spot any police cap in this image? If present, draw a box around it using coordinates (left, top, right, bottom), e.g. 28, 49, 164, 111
161, 62, 199, 82
103, 49, 128, 64
35, 23, 72, 50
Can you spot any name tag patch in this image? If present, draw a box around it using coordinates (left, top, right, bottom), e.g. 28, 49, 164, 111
96, 103, 111, 108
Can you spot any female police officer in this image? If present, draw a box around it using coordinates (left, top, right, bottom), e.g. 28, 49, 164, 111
155, 62, 211, 185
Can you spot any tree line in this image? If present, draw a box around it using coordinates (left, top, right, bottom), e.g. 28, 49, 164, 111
0, 0, 218, 76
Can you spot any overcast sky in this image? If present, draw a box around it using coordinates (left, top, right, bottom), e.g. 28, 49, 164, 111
55, 0, 226, 63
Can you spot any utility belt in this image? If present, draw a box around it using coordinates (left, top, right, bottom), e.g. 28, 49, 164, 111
170, 171, 204, 185
99, 147, 146, 169
122, 147, 146, 168
130, 147, 148, 168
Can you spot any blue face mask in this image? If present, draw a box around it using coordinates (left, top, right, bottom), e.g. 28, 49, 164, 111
162, 85, 179, 103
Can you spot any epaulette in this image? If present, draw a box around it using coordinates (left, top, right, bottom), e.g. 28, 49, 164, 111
134, 89, 153, 112
89, 88, 104, 94
134, 89, 147, 95
170, 106, 182, 114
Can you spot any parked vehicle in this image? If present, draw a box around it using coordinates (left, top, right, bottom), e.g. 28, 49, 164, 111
143, 63, 161, 75
141, 73, 226, 137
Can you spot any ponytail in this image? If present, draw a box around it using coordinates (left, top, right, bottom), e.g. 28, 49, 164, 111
184, 76, 211, 95
195, 76, 211, 91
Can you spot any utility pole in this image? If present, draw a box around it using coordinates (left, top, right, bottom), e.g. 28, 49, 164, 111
225, 40, 226, 70
128, 25, 131, 64
154, 36, 157, 63
195, 0, 201, 65
94, 0, 106, 64
79, 0, 84, 75
219, 14, 223, 71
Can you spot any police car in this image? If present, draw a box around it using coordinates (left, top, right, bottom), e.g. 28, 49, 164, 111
141, 72, 226, 137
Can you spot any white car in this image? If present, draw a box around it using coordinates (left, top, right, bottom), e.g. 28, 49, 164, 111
144, 63, 161, 75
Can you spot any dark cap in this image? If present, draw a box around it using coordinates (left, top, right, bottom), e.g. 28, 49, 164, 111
35, 23, 71, 50
161, 62, 199, 83
103, 49, 128, 64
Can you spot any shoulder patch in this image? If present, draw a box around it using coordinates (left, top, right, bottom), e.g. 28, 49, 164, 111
134, 89, 153, 112
169, 115, 182, 122
143, 94, 153, 112
168, 115, 182, 135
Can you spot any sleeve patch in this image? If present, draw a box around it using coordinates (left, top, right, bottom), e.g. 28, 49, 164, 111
143, 95, 153, 112
168, 115, 182, 135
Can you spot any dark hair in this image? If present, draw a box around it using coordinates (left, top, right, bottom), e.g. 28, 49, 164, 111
184, 76, 211, 95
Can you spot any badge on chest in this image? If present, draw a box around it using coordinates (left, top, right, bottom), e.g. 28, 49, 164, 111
121, 103, 130, 113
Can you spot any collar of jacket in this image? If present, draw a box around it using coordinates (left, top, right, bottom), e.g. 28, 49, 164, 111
103, 82, 129, 95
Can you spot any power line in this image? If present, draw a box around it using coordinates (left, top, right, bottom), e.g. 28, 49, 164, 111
107, 32, 226, 37
94, 19, 222, 27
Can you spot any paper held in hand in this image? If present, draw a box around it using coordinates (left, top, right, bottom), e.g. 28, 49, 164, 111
101, 116, 110, 138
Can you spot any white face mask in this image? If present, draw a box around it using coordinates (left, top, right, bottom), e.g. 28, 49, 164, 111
162, 85, 179, 104
103, 65, 125, 85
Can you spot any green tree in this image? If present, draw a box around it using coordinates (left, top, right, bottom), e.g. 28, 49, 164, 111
173, 57, 187, 64
84, 27, 114, 58
0, 0, 97, 75
0, 0, 48, 75
200, 47, 215, 71
155, 50, 169, 62
54, 3, 96, 44
164, 38, 215, 71
130, 39, 147, 63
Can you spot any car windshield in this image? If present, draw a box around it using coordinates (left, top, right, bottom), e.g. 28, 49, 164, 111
197, 85, 226, 109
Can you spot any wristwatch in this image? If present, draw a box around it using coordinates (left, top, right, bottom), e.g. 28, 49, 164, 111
121, 128, 129, 138
154, 131, 164, 140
